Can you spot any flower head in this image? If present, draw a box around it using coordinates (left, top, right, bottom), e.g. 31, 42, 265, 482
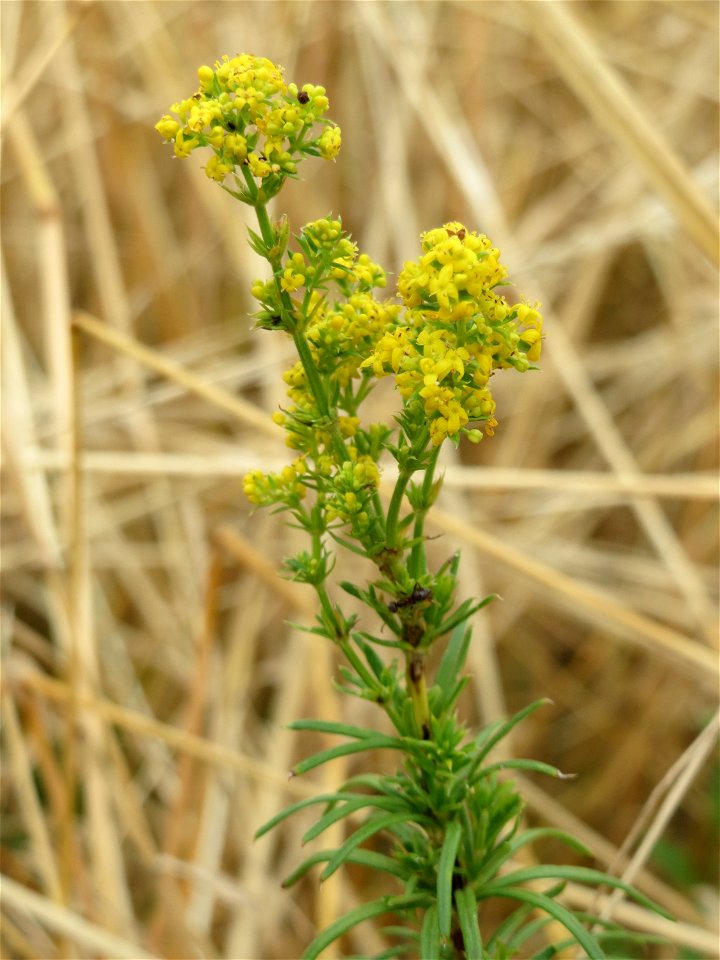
155, 55, 341, 194
362, 223, 543, 446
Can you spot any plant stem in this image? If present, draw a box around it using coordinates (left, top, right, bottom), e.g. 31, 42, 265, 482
254, 199, 275, 250
409, 445, 440, 580
255, 192, 435, 741
384, 426, 430, 553
253, 198, 350, 464
407, 650, 431, 740
384, 469, 412, 553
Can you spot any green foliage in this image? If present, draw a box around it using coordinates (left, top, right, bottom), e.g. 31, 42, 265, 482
257, 688, 669, 958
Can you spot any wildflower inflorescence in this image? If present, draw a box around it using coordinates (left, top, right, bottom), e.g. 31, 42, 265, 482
152, 55, 662, 960
157, 60, 549, 781
364, 222, 543, 446
243, 212, 543, 525
156, 58, 543, 532
155, 54, 340, 201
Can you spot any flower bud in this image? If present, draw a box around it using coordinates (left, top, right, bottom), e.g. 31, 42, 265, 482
155, 116, 180, 140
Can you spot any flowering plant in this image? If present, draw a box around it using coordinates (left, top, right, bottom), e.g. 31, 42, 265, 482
157, 54, 666, 960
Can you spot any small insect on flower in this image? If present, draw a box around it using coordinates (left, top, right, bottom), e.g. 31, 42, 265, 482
297, 91, 310, 104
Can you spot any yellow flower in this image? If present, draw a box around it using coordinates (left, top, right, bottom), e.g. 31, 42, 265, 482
242, 457, 307, 506
173, 130, 198, 158
339, 417, 360, 438
353, 253, 386, 289
248, 152, 272, 178
155, 115, 180, 140
197, 65, 215, 85
519, 327, 542, 362
224, 133, 248, 160
280, 253, 309, 292
318, 125, 341, 160
204, 155, 233, 182
299, 84, 330, 116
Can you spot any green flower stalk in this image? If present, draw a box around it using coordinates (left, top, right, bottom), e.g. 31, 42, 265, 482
157, 54, 668, 960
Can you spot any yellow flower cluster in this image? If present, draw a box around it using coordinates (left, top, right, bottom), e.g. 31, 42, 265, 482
325, 457, 381, 533
250, 216, 396, 451
155, 54, 340, 185
243, 458, 307, 506
244, 219, 542, 515
253, 219, 387, 306
272, 288, 397, 452
362, 222, 543, 446
398, 223, 508, 320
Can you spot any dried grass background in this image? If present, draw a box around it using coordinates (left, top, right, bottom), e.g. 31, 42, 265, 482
1, 1, 718, 958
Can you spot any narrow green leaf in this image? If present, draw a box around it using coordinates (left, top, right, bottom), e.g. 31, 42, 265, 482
507, 827, 592, 859
505, 914, 559, 953
339, 580, 363, 600
341, 773, 395, 794
595, 930, 670, 948
437, 677, 469, 716
478, 884, 605, 959
302, 794, 408, 844
320, 812, 423, 882
356, 631, 403, 649
475, 758, 573, 781
434, 625, 471, 701
356, 638, 389, 679
470, 717, 506, 756
485, 896, 539, 953
365, 597, 403, 634
458, 701, 551, 792
292, 734, 407, 776
475, 699, 551, 765
282, 847, 409, 888
437, 820, 463, 937
302, 894, 430, 960
379, 926, 420, 941
360, 945, 417, 959
419, 904, 441, 960
289, 718, 378, 739
455, 886, 483, 960
487, 865, 671, 919
255, 792, 350, 840
437, 594, 496, 638
474, 829, 589, 890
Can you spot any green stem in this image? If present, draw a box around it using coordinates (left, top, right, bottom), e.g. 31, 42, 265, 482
385, 427, 430, 552
314, 584, 379, 695
407, 650, 431, 740
384, 469, 412, 553
254, 198, 275, 247
253, 198, 350, 464
315, 582, 343, 638
292, 331, 330, 419
408, 445, 441, 580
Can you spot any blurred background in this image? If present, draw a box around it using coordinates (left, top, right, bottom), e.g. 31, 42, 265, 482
1, 1, 718, 958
